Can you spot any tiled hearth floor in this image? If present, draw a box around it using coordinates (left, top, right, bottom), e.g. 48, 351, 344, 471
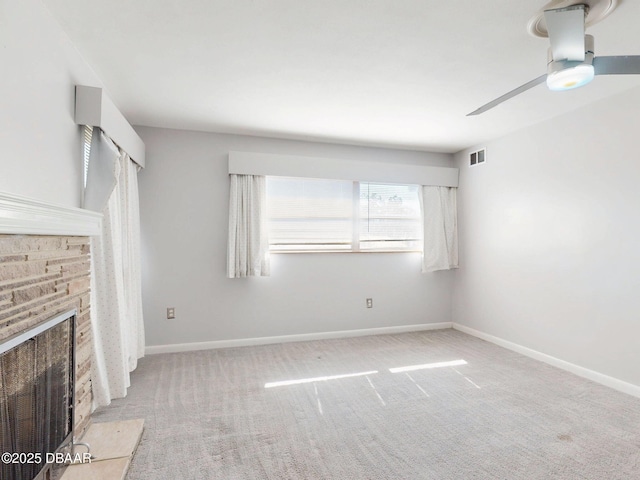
59, 419, 144, 480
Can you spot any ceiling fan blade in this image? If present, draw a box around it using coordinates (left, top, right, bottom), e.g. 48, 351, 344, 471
544, 5, 586, 61
594, 56, 640, 75
467, 75, 547, 116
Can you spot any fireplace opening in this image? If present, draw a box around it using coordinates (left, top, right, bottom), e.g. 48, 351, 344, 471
0, 310, 77, 480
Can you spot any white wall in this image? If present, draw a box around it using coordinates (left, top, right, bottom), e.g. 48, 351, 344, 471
453, 84, 640, 387
135, 127, 454, 348
0, 0, 102, 207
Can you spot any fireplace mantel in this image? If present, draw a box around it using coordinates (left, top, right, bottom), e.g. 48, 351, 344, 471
0, 191, 102, 236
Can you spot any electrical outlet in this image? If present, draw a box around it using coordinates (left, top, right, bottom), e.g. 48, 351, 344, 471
167, 307, 175, 319
366, 298, 373, 308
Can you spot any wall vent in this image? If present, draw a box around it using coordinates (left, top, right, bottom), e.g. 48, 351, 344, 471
469, 148, 486, 167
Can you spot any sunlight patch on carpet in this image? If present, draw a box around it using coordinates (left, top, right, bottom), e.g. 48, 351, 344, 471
388, 359, 467, 373
264, 370, 379, 388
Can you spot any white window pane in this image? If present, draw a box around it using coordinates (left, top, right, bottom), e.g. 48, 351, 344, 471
266, 178, 422, 253
267, 177, 353, 250
359, 183, 422, 251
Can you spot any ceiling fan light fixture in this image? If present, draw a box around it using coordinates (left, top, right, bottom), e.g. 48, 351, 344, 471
546, 63, 595, 90
545, 34, 595, 91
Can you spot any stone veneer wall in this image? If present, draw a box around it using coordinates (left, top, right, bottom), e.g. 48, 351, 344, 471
0, 235, 92, 436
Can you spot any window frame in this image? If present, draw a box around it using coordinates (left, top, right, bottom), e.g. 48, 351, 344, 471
266, 176, 423, 254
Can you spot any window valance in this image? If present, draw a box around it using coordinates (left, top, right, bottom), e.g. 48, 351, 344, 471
228, 151, 458, 187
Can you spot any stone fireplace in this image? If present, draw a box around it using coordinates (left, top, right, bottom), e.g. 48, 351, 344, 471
0, 234, 93, 437
0, 186, 145, 479
0, 192, 103, 479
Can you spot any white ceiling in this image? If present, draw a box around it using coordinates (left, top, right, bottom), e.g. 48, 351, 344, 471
43, 0, 640, 153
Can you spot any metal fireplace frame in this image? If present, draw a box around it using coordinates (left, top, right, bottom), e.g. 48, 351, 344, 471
0, 309, 79, 480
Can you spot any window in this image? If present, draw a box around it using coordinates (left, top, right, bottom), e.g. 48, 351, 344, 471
82, 125, 93, 188
267, 177, 353, 251
358, 182, 422, 251
266, 177, 422, 252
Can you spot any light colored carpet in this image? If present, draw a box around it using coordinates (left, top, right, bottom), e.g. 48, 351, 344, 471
93, 329, 640, 479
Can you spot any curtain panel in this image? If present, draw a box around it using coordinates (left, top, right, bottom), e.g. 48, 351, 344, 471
421, 186, 459, 273
89, 146, 145, 408
227, 174, 270, 278
83, 130, 119, 212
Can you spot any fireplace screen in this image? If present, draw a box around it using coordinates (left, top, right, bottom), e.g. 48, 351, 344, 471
0, 310, 76, 480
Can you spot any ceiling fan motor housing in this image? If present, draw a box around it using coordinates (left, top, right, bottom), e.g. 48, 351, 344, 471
547, 34, 594, 71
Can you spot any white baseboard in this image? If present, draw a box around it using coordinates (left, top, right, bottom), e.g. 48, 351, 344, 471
145, 322, 453, 355
452, 322, 640, 399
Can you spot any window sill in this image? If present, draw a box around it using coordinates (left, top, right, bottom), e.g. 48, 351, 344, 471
269, 249, 423, 254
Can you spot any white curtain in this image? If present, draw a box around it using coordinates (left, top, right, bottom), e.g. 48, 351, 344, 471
420, 186, 458, 273
83, 130, 119, 212
227, 174, 270, 278
89, 147, 145, 408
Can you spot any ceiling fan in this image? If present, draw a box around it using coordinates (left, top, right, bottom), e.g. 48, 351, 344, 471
467, 0, 640, 116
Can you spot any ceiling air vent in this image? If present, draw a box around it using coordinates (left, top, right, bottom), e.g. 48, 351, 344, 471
469, 148, 486, 167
